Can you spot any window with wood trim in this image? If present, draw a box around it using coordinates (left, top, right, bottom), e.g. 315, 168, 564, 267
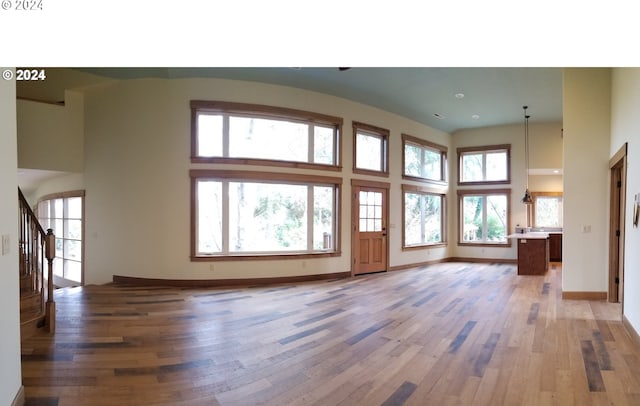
191, 170, 341, 259
191, 101, 342, 170
353, 121, 389, 176
457, 144, 510, 185
402, 134, 447, 184
458, 189, 511, 246
402, 184, 446, 248
531, 192, 563, 228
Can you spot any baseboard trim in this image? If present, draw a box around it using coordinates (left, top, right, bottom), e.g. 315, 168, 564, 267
446, 257, 518, 264
622, 314, 640, 348
113, 271, 351, 287
561, 291, 608, 300
388, 258, 449, 272
11, 385, 24, 406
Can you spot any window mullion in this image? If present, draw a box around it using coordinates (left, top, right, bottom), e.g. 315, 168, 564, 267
308, 125, 314, 164
482, 196, 488, 241
482, 153, 487, 181
222, 181, 229, 254
222, 114, 230, 157
307, 186, 314, 252
420, 194, 426, 244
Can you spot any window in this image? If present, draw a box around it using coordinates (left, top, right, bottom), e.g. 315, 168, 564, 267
37, 191, 85, 285
191, 170, 341, 259
191, 101, 342, 170
353, 121, 389, 176
457, 144, 510, 185
402, 185, 445, 248
402, 134, 447, 183
458, 189, 511, 246
532, 192, 563, 228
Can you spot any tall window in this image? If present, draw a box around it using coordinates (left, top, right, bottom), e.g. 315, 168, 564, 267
191, 101, 342, 170
402, 134, 447, 184
457, 144, 510, 185
191, 170, 341, 259
458, 189, 511, 246
353, 121, 389, 176
37, 191, 85, 285
532, 192, 563, 228
402, 185, 445, 248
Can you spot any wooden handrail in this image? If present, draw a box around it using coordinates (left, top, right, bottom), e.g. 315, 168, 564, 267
18, 187, 55, 333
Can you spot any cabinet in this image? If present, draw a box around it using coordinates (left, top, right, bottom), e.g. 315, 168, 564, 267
549, 233, 562, 262
517, 237, 549, 275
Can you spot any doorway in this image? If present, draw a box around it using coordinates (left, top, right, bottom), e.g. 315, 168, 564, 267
351, 180, 389, 275
608, 143, 627, 304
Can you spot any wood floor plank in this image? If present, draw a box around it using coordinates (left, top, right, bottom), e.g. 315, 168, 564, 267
20, 263, 640, 405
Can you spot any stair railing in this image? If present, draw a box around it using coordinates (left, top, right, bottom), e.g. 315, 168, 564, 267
18, 188, 55, 333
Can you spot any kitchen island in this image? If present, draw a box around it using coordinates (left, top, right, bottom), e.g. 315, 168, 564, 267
507, 232, 550, 275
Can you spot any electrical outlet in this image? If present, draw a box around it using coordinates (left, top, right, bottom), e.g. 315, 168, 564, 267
2, 235, 9, 255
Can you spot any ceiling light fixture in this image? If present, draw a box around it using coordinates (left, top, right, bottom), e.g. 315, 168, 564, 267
471, 114, 480, 119
522, 106, 533, 205
454, 93, 465, 99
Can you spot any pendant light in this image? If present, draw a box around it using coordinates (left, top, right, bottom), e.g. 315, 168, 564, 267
521, 105, 533, 204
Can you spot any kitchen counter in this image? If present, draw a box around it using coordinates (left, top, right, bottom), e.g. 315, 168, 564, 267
507, 232, 549, 239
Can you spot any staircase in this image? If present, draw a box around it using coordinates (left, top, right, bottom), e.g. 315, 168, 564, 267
18, 188, 55, 339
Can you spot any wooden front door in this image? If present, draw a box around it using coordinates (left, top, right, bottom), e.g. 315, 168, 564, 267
352, 183, 388, 275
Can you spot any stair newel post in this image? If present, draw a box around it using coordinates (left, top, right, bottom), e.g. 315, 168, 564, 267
45, 228, 56, 333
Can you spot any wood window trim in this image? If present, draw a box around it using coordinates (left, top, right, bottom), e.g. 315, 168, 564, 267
401, 184, 447, 250
352, 121, 390, 178
190, 100, 343, 170
457, 188, 512, 247
401, 133, 448, 185
190, 170, 343, 260
456, 144, 511, 186
37, 190, 86, 203
530, 191, 563, 228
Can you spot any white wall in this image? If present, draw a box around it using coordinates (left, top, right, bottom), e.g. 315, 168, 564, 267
451, 121, 563, 260
610, 68, 640, 333
0, 69, 25, 406
30, 173, 84, 202
17, 90, 84, 172
81, 78, 451, 284
562, 68, 611, 293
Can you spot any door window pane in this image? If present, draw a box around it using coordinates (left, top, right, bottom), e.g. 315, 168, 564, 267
359, 191, 382, 232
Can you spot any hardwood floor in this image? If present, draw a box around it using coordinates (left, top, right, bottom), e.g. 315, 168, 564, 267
21, 262, 640, 405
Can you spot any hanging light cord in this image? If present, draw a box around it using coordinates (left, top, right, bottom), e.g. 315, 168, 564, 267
523, 106, 530, 190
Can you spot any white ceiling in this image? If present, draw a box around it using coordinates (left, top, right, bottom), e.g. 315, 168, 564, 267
74, 67, 563, 134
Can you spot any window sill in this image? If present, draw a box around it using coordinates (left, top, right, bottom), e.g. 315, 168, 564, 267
191, 251, 342, 262
191, 156, 342, 172
402, 243, 447, 251
457, 242, 512, 248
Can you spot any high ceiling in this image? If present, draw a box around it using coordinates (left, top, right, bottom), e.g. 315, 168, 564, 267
73, 67, 563, 134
